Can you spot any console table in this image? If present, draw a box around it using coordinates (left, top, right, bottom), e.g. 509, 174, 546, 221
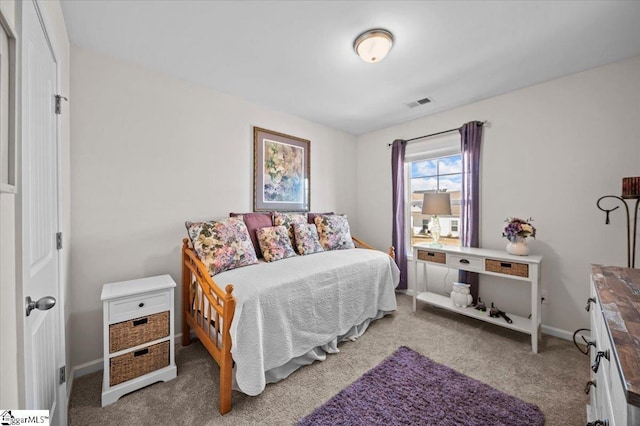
412, 243, 543, 353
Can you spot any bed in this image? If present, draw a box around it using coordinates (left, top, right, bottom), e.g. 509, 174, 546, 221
181, 236, 399, 414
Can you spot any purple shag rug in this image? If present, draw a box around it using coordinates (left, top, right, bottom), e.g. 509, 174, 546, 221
298, 346, 544, 426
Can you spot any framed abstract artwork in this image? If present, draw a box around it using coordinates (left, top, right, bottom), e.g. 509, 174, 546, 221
253, 127, 310, 212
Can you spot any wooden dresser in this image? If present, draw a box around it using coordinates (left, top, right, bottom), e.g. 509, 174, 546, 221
588, 265, 640, 425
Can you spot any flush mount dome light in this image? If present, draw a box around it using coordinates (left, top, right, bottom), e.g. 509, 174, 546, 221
354, 29, 393, 63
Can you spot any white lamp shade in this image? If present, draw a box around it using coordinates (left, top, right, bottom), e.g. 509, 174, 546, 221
422, 192, 452, 216
354, 29, 393, 63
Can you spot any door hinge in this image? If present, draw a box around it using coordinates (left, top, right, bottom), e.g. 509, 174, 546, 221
59, 366, 66, 385
55, 95, 67, 115
56, 232, 62, 250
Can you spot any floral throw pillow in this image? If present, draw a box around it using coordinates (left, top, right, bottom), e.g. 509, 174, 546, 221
293, 223, 324, 255
273, 212, 308, 243
314, 214, 356, 251
185, 217, 258, 276
229, 212, 273, 258
256, 226, 297, 262
307, 212, 334, 224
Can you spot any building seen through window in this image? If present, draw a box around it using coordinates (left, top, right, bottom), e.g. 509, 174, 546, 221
409, 154, 462, 247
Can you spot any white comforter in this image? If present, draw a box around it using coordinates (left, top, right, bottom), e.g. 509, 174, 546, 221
212, 248, 399, 396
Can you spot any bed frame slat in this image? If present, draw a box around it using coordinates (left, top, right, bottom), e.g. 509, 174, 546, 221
182, 238, 235, 414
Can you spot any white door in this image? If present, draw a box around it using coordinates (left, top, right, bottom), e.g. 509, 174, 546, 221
21, 0, 63, 423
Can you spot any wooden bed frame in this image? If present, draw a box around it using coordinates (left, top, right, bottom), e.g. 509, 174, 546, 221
181, 237, 395, 415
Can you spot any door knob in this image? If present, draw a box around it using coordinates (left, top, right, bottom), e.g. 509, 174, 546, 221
25, 296, 56, 317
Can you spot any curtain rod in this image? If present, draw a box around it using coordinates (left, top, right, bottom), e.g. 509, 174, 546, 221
387, 120, 486, 146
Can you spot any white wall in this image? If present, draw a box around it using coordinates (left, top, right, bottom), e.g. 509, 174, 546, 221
69, 46, 357, 368
356, 56, 640, 336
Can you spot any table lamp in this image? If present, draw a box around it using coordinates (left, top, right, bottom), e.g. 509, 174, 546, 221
422, 192, 452, 247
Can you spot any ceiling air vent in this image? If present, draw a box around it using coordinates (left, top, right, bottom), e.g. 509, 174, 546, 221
406, 97, 431, 108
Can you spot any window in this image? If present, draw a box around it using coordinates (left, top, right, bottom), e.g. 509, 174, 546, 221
0, 18, 16, 193
405, 135, 461, 251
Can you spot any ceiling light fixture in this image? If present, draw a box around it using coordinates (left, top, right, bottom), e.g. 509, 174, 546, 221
353, 29, 394, 63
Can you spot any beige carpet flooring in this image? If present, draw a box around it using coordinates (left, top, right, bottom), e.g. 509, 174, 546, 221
69, 294, 589, 425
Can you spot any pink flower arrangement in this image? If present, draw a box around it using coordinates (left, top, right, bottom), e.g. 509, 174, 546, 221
503, 217, 536, 242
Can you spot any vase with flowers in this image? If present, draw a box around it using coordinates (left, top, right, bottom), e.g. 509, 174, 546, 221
503, 217, 536, 256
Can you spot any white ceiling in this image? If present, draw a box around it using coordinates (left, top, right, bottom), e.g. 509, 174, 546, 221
60, 1, 640, 136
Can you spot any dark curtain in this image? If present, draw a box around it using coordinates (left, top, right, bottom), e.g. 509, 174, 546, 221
458, 121, 483, 303
391, 139, 408, 290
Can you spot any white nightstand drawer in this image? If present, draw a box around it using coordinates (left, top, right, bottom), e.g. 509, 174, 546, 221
108, 290, 171, 323
447, 254, 482, 271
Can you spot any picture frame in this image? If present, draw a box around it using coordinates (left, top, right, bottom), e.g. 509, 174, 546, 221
254, 127, 310, 212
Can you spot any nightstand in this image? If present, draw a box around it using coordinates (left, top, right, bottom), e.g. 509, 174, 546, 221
101, 275, 177, 406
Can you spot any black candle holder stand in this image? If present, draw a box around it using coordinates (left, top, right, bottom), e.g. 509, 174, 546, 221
596, 195, 640, 268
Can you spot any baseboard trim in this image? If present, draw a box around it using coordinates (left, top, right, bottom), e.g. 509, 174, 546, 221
541, 324, 574, 342
69, 358, 103, 382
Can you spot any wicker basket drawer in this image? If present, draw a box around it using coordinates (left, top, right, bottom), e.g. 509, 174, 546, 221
109, 311, 169, 353
417, 249, 446, 264
110, 341, 170, 386
485, 259, 529, 278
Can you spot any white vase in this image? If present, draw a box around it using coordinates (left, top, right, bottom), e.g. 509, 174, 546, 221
506, 237, 529, 256
450, 282, 473, 307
